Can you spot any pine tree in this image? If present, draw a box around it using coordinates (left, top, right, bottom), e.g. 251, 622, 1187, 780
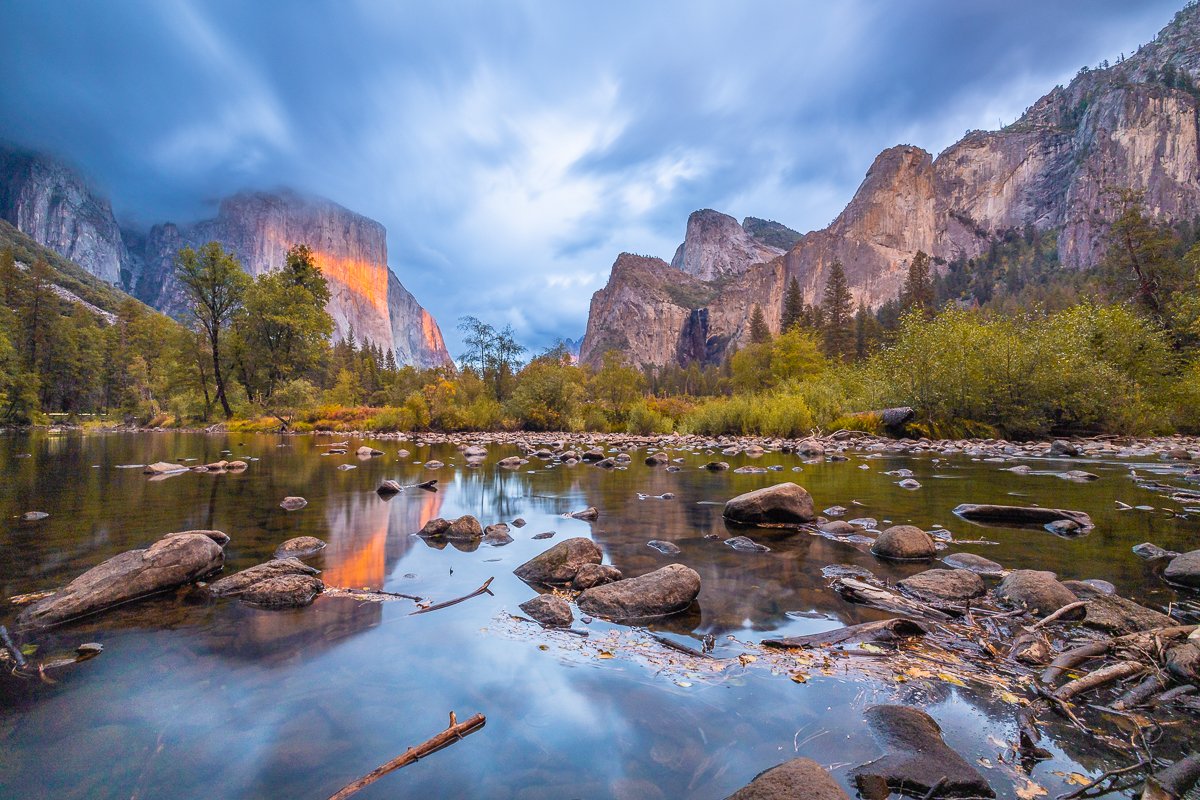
749, 304, 771, 343
820, 262, 854, 360
780, 276, 804, 331
900, 250, 935, 317
854, 300, 883, 360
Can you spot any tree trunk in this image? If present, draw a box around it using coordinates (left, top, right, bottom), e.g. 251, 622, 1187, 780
211, 331, 233, 419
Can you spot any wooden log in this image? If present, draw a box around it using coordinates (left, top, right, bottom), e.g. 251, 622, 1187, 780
1040, 641, 1111, 684
763, 618, 928, 649
1142, 753, 1200, 800
1053, 660, 1146, 702
1113, 672, 1170, 710
410, 578, 494, 616
829, 578, 952, 621
326, 711, 486, 800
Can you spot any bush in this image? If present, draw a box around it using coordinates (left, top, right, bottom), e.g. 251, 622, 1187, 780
625, 400, 673, 435
682, 392, 815, 437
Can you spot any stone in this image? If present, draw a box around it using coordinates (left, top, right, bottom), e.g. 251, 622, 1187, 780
19, 532, 227, 628
1163, 550, 1200, 588
995, 570, 1078, 614
356, 446, 384, 457
1059, 470, 1098, 481
463, 445, 488, 458
723, 483, 816, 525
701, 461, 730, 471
725, 757, 851, 800
1044, 519, 1085, 537
498, 456, 525, 468
514, 538, 603, 585
1050, 440, 1080, 457
897, 569, 985, 603
21, 511, 48, 522
142, 461, 187, 475
279, 496, 308, 511
1068, 584, 1173, 634
941, 552, 1004, 576
519, 595, 573, 627
437, 516, 483, 540
1133, 542, 1179, 560
572, 563, 623, 590
870, 526, 936, 561
274, 536, 327, 560
594, 458, 618, 469
423, 460, 444, 469
569, 507, 599, 521
418, 518, 452, 537
819, 521, 858, 535
531, 531, 555, 540
645, 452, 669, 465
226, 460, 248, 470
851, 705, 994, 798
647, 540, 681, 555
953, 503, 1093, 531
897, 478, 921, 490
208, 558, 323, 608
483, 524, 513, 546
377, 479, 402, 494
724, 536, 770, 553
577, 564, 701, 620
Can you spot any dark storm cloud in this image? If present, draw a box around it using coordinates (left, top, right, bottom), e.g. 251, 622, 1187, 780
0, 0, 1184, 352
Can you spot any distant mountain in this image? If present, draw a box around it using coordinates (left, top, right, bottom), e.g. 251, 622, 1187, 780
0, 145, 453, 368
581, 3, 1200, 367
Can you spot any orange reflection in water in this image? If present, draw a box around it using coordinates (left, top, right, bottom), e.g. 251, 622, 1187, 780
322, 489, 443, 588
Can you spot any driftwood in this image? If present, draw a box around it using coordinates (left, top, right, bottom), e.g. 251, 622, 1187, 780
1059, 759, 1150, 800
1030, 601, 1089, 630
763, 619, 928, 650
648, 633, 712, 659
1142, 753, 1200, 800
829, 578, 952, 621
1, 625, 27, 670
326, 711, 486, 800
1053, 660, 1146, 702
410, 578, 494, 616
1038, 626, 1198, 684
1113, 672, 1170, 710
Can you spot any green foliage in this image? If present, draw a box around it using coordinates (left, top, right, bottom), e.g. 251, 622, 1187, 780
625, 399, 674, 435
780, 276, 804, 332
682, 392, 815, 438
749, 304, 771, 344
900, 250, 935, 317
177, 242, 250, 418
505, 351, 585, 431
821, 262, 854, 360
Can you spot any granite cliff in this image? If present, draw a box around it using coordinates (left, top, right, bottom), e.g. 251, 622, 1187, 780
581, 4, 1200, 367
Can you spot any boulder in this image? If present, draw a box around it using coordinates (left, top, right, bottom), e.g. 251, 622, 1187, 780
851, 705, 994, 798
1068, 584, 1174, 634
142, 461, 187, 475
819, 521, 858, 535
953, 503, 1093, 531
377, 479, 402, 495
498, 456, 525, 468
1132, 542, 1179, 561
701, 461, 730, 471
418, 518, 452, 537
514, 538, 603, 585
995, 570, 1078, 614
940, 552, 1004, 576
870, 526, 936, 561
723, 483, 816, 525
208, 558, 323, 608
356, 446, 384, 457
725, 757, 850, 800
19, 532, 226, 628
569, 507, 599, 521
897, 478, 921, 490
645, 452, 669, 465
1163, 550, 1200, 588
483, 523, 513, 546
594, 458, 617, 469
274, 536, 327, 560
572, 563, 623, 590
1044, 519, 1084, 537
279, 497, 307, 511
423, 460, 444, 470
795, 440, 825, 457
463, 445, 488, 458
576, 564, 701, 620
518, 595, 573, 627
897, 569, 985, 603
1050, 440, 1080, 457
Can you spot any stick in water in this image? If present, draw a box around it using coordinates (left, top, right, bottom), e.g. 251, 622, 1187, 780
410, 577, 494, 616
326, 711, 486, 800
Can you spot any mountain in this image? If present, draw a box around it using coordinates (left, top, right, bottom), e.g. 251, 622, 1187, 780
0, 145, 453, 368
581, 4, 1200, 367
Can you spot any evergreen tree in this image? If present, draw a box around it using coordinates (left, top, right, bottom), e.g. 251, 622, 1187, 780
900, 250, 935, 317
854, 300, 883, 360
749, 304, 771, 343
780, 276, 804, 331
1100, 188, 1182, 316
820, 262, 854, 360
176, 242, 249, 419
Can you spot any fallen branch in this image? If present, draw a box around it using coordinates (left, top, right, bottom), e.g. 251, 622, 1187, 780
1058, 758, 1149, 800
1041, 642, 1111, 684
1053, 660, 1146, 702
1031, 601, 1089, 630
1113, 672, 1170, 710
830, 578, 952, 621
1142, 753, 1200, 800
764, 618, 927, 650
410, 578, 494, 616
326, 711, 486, 800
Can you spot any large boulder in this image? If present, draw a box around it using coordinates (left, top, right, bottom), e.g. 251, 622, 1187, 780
871, 526, 936, 561
1163, 550, 1200, 588
851, 706, 994, 798
723, 483, 816, 525
726, 757, 850, 800
995, 570, 1078, 614
514, 538, 603, 585
897, 569, 985, 603
518, 595, 573, 627
1070, 584, 1174, 634
953, 504, 1093, 532
208, 558, 323, 608
576, 564, 701, 620
19, 532, 226, 628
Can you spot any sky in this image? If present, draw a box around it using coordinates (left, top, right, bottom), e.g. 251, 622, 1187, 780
0, 0, 1186, 356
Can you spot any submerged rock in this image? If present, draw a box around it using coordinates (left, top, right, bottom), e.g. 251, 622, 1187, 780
576, 564, 701, 620
702, 461, 730, 471
851, 705, 994, 798
569, 507, 599, 521
724, 536, 771, 553
208, 558, 323, 608
274, 536, 327, 560
723, 482, 816, 525
953, 503, 1093, 532
279, 496, 308, 511
519, 595, 573, 627
897, 569, 985, 603
377, 479, 402, 495
423, 460, 444, 470
20, 532, 227, 628
725, 757, 850, 800
21, 511, 49, 522
647, 540, 682, 555
142, 461, 188, 475
1132, 542, 1179, 561
940, 552, 1004, 576
514, 537, 603, 585
995, 570, 1078, 614
870, 526, 936, 561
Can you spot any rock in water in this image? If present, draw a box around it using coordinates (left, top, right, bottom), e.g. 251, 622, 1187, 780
576, 564, 701, 620
724, 536, 771, 553
647, 540, 681, 555
279, 496, 307, 511
870, 526, 936, 561
498, 456, 525, 468
356, 446, 384, 457
952, 503, 1093, 532
645, 452, 669, 465
1132, 542, 1178, 561
274, 536, 327, 560
569, 507, 599, 521
1050, 440, 1080, 457
897, 569, 985, 603
518, 595, 573, 627
1068, 584, 1174, 634
851, 705, 994, 798
702, 461, 730, 471
1164, 550, 1200, 588
723, 482, 816, 525
572, 563, 623, 590
483, 524, 514, 546
725, 757, 851, 800
19, 532, 227, 628
940, 552, 1004, 576
21, 511, 49, 522
377, 479, 402, 495
514, 538, 603, 585
207, 558, 323, 608
417, 516, 482, 541
423, 460, 444, 470
995, 570, 1078, 614
142, 461, 187, 475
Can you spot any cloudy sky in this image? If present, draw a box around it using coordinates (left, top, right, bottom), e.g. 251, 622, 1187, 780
0, 0, 1184, 354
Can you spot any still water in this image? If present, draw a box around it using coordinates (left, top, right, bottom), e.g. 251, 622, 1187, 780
0, 431, 1196, 799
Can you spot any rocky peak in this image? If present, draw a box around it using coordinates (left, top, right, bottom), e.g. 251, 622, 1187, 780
742, 217, 802, 250
670, 209, 785, 280
0, 145, 127, 285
